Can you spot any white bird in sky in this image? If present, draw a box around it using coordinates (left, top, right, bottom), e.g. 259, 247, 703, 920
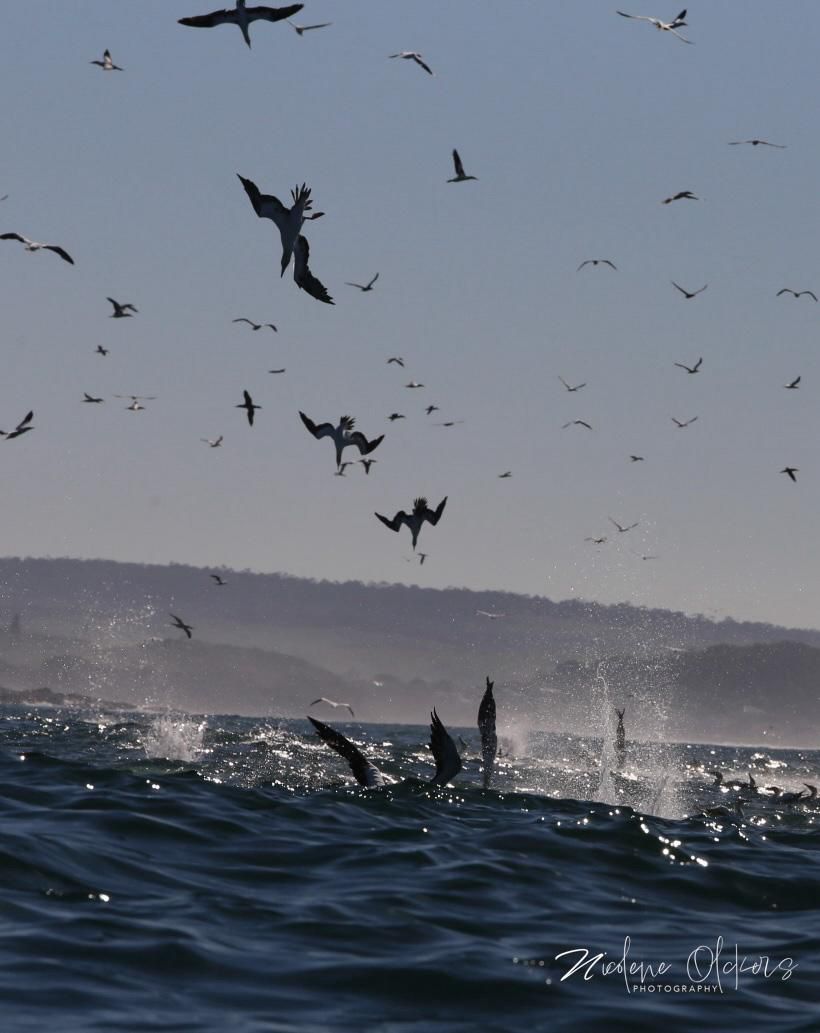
90, 49, 124, 71
309, 697, 356, 719
616, 8, 692, 44
237, 175, 324, 277
107, 297, 137, 318
376, 496, 447, 550
288, 19, 332, 36
389, 51, 434, 76
299, 413, 384, 470
179, 1, 304, 48
201, 435, 223, 448
345, 273, 379, 292
0, 233, 74, 264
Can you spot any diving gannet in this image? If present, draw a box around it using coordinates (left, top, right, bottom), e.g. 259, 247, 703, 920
310, 697, 355, 719
1, 411, 34, 440
389, 51, 434, 76
345, 273, 379, 292
237, 390, 260, 426
308, 717, 389, 787
617, 9, 692, 44
671, 281, 707, 299
375, 496, 447, 550
425, 405, 440, 415
293, 234, 333, 304
478, 677, 498, 790
107, 297, 137, 318
170, 614, 193, 639
776, 288, 817, 301
299, 412, 384, 469
674, 357, 703, 374
90, 50, 124, 71
179, 1, 303, 48
615, 707, 626, 757
0, 233, 74, 264
233, 317, 277, 331
237, 175, 324, 278
447, 150, 477, 183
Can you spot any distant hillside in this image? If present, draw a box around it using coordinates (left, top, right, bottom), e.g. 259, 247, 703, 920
0, 556, 818, 744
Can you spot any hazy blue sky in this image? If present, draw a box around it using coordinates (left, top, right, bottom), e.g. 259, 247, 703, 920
2, 1, 820, 628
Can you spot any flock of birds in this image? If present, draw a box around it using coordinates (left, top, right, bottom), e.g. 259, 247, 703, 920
3, 5, 815, 795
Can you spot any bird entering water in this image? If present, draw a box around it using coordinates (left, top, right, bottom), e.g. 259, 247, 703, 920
478, 677, 498, 790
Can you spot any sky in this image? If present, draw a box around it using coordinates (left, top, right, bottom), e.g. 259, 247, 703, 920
2, 1, 820, 629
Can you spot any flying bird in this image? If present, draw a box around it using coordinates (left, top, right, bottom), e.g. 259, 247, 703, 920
781, 467, 798, 482
425, 405, 440, 415
784, 376, 801, 389
728, 139, 785, 148
777, 289, 817, 301
478, 677, 497, 790
268, 368, 286, 375
630, 455, 645, 462
107, 297, 137, 318
388, 51, 434, 75
90, 49, 124, 71
95, 345, 109, 357
447, 150, 477, 183
616, 9, 692, 44
436, 420, 464, 427
405, 380, 424, 389
114, 394, 156, 411
178, 1, 304, 48
299, 412, 384, 470
345, 273, 379, 292
1, 410, 34, 440
585, 537, 608, 545
0, 233, 73, 264
558, 377, 586, 393
237, 175, 324, 279
609, 517, 639, 533
661, 191, 698, 204
201, 435, 223, 447
387, 413, 405, 422
233, 317, 277, 331
674, 357, 703, 374
375, 496, 447, 550
82, 393, 104, 404
498, 471, 512, 479
672, 416, 698, 428
359, 458, 377, 475
476, 610, 505, 619
236, 390, 260, 425
562, 420, 592, 430
417, 553, 428, 565
387, 357, 405, 367
671, 281, 707, 299
210, 574, 227, 586
169, 614, 193, 639
336, 460, 353, 476
287, 19, 331, 35
310, 697, 355, 719
577, 259, 616, 271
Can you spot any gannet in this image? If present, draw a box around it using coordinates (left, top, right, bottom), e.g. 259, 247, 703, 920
671, 416, 698, 428
387, 357, 405, 367
359, 458, 377, 474
233, 317, 277, 331
616, 9, 692, 44
630, 455, 645, 462
425, 405, 440, 415
115, 394, 156, 411
82, 393, 104, 404
476, 610, 505, 619
609, 517, 639, 533
498, 471, 512, 478
558, 377, 586, 393
237, 175, 323, 277
585, 536, 608, 544
288, 19, 332, 36
95, 346, 110, 357
237, 390, 260, 425
268, 368, 286, 375
389, 51, 434, 76
334, 462, 352, 477
671, 281, 707, 299
345, 273, 379, 292
0, 233, 74, 264
674, 357, 703, 374
201, 435, 223, 447
729, 139, 785, 148
387, 413, 405, 421
90, 49, 124, 71
562, 420, 592, 430
661, 191, 698, 204
405, 380, 424, 389
478, 677, 497, 790
615, 707, 626, 756
179, 2, 304, 48
577, 259, 616, 271
210, 574, 227, 586
702, 800, 744, 819
169, 613, 193, 639
784, 376, 801, 389
293, 234, 333, 304
0, 410, 34, 440
299, 412, 384, 470
781, 467, 798, 482
776, 288, 817, 301
107, 297, 137, 318
447, 150, 477, 183
309, 697, 355, 719
375, 496, 447, 550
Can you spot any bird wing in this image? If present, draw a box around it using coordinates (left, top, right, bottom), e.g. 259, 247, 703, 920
237, 174, 288, 229
247, 4, 305, 24
345, 282, 366, 290
671, 281, 687, 296
17, 411, 33, 429
375, 510, 409, 533
233, 318, 255, 326
0, 233, 26, 244
299, 411, 334, 440
452, 150, 465, 177
179, 9, 237, 29
602, 260, 617, 269
426, 496, 448, 526
616, 11, 655, 22
308, 716, 385, 787
293, 235, 334, 304
44, 244, 74, 264
802, 291, 818, 301
348, 431, 384, 456
429, 710, 462, 786
667, 27, 693, 43
412, 54, 434, 75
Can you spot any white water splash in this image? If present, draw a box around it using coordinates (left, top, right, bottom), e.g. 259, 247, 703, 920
142, 715, 206, 762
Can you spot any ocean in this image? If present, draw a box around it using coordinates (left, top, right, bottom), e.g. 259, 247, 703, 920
0, 704, 817, 1032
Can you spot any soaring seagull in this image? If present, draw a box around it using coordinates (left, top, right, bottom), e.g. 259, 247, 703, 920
107, 297, 137, 318
616, 9, 692, 44
309, 697, 355, 719
447, 150, 477, 183
237, 175, 324, 277
178, 2, 304, 48
345, 272, 379, 292
299, 412, 384, 470
388, 51, 434, 75
170, 614, 193, 639
90, 49, 124, 71
233, 317, 277, 331
478, 677, 498, 790
1, 410, 34, 440
671, 281, 707, 299
0, 233, 73, 264
674, 357, 703, 374
777, 288, 817, 301
237, 390, 260, 425
375, 496, 447, 550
